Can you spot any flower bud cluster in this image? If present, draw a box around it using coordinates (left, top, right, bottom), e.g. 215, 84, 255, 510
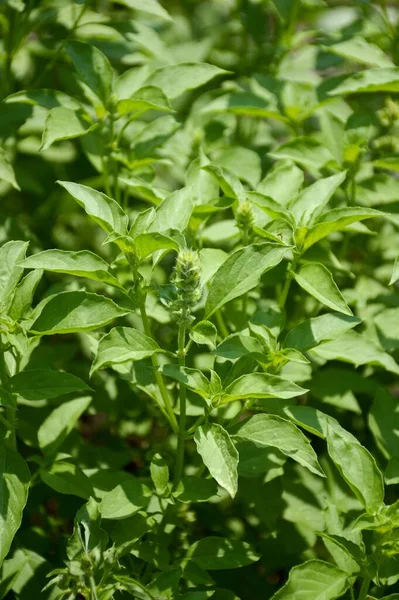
162, 249, 202, 325
236, 200, 254, 233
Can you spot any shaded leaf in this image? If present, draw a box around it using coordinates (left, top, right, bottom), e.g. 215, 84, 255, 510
194, 423, 238, 498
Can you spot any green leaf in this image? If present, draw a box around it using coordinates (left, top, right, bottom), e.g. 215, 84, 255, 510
247, 192, 293, 223
324, 37, 393, 68
57, 181, 128, 236
30, 291, 130, 335
8, 269, 42, 321
110, 513, 152, 550
234, 414, 325, 477
189, 320, 217, 349
269, 138, 335, 171
220, 373, 307, 404
134, 232, 179, 259
173, 476, 218, 503
302, 207, 383, 250
0, 447, 30, 567
116, 86, 173, 116
91, 327, 163, 374
162, 365, 211, 401
40, 460, 94, 499
0, 241, 28, 310
194, 423, 238, 498
205, 243, 288, 317
147, 569, 181, 600
284, 312, 361, 352
203, 91, 288, 124
38, 396, 92, 455
7, 369, 91, 401
114, 0, 172, 21
150, 454, 169, 495
41, 107, 93, 150
326, 424, 384, 512
293, 262, 352, 316
368, 389, 399, 459
0, 148, 19, 190
390, 256, 399, 285
215, 333, 264, 360
311, 329, 399, 375
270, 559, 349, 600
329, 67, 399, 96
187, 537, 259, 570
66, 40, 114, 105
149, 187, 194, 233
144, 63, 229, 98
100, 478, 151, 519
289, 172, 346, 226
5, 88, 80, 109
20, 249, 123, 289
202, 164, 244, 200
113, 575, 154, 600
257, 160, 304, 206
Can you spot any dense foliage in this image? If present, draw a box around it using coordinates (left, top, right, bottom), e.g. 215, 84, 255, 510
1, 0, 399, 598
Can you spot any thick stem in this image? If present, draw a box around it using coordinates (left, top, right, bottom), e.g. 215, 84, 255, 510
138, 296, 178, 433
173, 321, 187, 486
358, 575, 371, 600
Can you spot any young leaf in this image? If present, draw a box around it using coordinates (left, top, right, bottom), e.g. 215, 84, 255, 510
284, 312, 361, 352
187, 537, 259, 570
293, 262, 352, 316
289, 172, 347, 226
201, 164, 244, 200
134, 232, 179, 259
7, 369, 92, 401
0, 447, 30, 567
91, 327, 164, 374
38, 396, 92, 455
20, 249, 123, 289
205, 243, 288, 317
29, 291, 130, 335
194, 423, 239, 498
326, 424, 384, 513
220, 373, 307, 404
66, 41, 114, 106
270, 559, 349, 599
116, 86, 173, 116
100, 478, 151, 519
57, 181, 128, 236
0, 241, 28, 310
234, 414, 325, 477
8, 269, 42, 321
40, 460, 94, 499
144, 63, 229, 99
41, 107, 93, 150
149, 187, 194, 233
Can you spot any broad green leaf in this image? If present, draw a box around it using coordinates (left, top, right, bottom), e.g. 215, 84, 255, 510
270, 559, 349, 600
189, 320, 217, 349
303, 207, 383, 250
289, 172, 346, 226
147, 569, 181, 600
187, 537, 259, 570
144, 63, 229, 98
205, 243, 288, 317
374, 307, 399, 350
368, 389, 399, 459
135, 232, 179, 259
217, 146, 262, 188
100, 478, 151, 519
114, 575, 154, 600
40, 460, 94, 499
149, 187, 194, 233
329, 67, 399, 96
38, 396, 92, 454
257, 160, 304, 206
91, 326, 163, 374
150, 454, 169, 495
5, 88, 80, 109
234, 414, 325, 477
7, 369, 91, 401
116, 86, 173, 116
114, 0, 172, 21
293, 262, 352, 315
173, 477, 218, 503
0, 447, 30, 567
162, 365, 211, 401
58, 181, 128, 236
311, 329, 399, 375
0, 552, 28, 599
41, 107, 93, 150
8, 269, 42, 321
30, 291, 129, 335
0, 241, 28, 310
20, 249, 123, 289
269, 138, 335, 171
390, 256, 399, 285
0, 148, 19, 190
220, 373, 307, 404
110, 513, 152, 550
0, 387, 15, 409
285, 312, 361, 352
66, 40, 114, 105
247, 192, 293, 223
215, 333, 264, 360
202, 164, 244, 200
326, 424, 384, 512
194, 423, 238, 498
202, 91, 288, 123
324, 37, 393, 68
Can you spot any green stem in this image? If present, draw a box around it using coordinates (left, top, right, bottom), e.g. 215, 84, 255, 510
215, 309, 229, 339
279, 254, 299, 310
358, 575, 371, 600
89, 573, 98, 600
173, 320, 187, 487
138, 296, 178, 433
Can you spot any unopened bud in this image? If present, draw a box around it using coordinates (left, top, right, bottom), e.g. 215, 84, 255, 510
236, 201, 254, 232
173, 249, 202, 309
